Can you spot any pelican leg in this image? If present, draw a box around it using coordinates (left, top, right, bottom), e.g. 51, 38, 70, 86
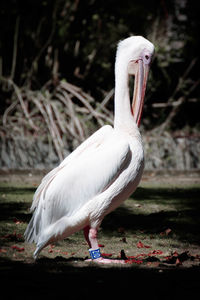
84, 227, 125, 264
88, 228, 99, 250
83, 225, 91, 248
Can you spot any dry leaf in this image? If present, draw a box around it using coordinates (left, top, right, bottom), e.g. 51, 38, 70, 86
11, 245, 25, 252
137, 241, 151, 248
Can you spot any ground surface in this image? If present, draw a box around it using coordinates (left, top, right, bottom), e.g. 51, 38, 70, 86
0, 170, 200, 299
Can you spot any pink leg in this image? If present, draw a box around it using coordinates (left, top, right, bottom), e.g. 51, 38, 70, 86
83, 226, 91, 248
83, 227, 125, 264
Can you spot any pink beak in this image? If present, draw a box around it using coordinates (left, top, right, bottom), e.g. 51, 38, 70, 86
132, 60, 150, 127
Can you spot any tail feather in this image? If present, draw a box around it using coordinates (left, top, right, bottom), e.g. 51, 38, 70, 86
33, 241, 47, 260
25, 208, 49, 260
24, 207, 42, 244
31, 166, 60, 212
24, 217, 33, 243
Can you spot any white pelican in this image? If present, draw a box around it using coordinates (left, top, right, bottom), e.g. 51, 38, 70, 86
25, 36, 154, 263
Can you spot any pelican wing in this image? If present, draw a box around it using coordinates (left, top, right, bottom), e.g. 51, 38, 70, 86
31, 125, 113, 211
32, 129, 131, 226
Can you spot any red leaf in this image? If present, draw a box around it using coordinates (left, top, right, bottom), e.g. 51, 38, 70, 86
125, 259, 143, 265
98, 244, 105, 248
164, 251, 180, 264
48, 244, 55, 253
173, 251, 179, 257
2, 232, 22, 241
137, 241, 151, 249
102, 253, 112, 257
176, 258, 182, 266
150, 250, 163, 255
125, 248, 164, 265
11, 245, 24, 252
13, 218, 23, 225
160, 228, 172, 236
128, 255, 137, 259
136, 253, 147, 258
137, 241, 144, 248
165, 228, 172, 235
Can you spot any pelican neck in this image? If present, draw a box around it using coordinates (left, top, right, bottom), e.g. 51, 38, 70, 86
113, 64, 138, 133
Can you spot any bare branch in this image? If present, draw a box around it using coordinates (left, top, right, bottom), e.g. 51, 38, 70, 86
1, 77, 115, 161
9, 79, 38, 131
10, 17, 20, 80
61, 81, 104, 126
100, 88, 114, 108
3, 100, 18, 127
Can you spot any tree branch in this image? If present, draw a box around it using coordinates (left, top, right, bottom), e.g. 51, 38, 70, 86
10, 17, 20, 80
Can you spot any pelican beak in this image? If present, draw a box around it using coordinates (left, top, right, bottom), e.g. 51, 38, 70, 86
131, 60, 150, 127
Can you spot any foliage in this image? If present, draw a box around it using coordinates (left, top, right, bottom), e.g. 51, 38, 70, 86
0, 77, 112, 160
0, 0, 199, 141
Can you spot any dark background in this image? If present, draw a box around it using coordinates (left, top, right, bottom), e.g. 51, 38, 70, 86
0, 0, 199, 131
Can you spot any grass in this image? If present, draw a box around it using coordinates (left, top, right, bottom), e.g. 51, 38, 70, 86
0, 175, 200, 299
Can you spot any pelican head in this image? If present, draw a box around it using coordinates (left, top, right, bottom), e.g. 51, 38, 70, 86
116, 36, 154, 126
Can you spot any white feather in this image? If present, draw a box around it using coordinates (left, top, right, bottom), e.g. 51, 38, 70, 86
25, 36, 154, 259
30, 125, 112, 211
25, 127, 131, 243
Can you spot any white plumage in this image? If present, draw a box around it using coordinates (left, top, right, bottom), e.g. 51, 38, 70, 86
25, 36, 154, 263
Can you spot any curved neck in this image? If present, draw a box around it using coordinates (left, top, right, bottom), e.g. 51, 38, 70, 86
114, 61, 137, 132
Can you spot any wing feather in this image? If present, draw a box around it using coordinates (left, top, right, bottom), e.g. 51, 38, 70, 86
34, 132, 130, 229
31, 125, 113, 211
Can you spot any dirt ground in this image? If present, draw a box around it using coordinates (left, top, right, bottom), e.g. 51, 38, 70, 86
0, 170, 200, 299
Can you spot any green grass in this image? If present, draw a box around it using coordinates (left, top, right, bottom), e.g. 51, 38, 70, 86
0, 179, 200, 298
0, 182, 200, 260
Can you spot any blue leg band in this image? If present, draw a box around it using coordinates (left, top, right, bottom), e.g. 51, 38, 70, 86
89, 248, 101, 260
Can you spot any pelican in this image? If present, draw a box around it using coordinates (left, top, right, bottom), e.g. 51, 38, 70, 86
25, 36, 154, 264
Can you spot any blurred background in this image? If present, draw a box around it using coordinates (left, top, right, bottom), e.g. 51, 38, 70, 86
0, 0, 199, 170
